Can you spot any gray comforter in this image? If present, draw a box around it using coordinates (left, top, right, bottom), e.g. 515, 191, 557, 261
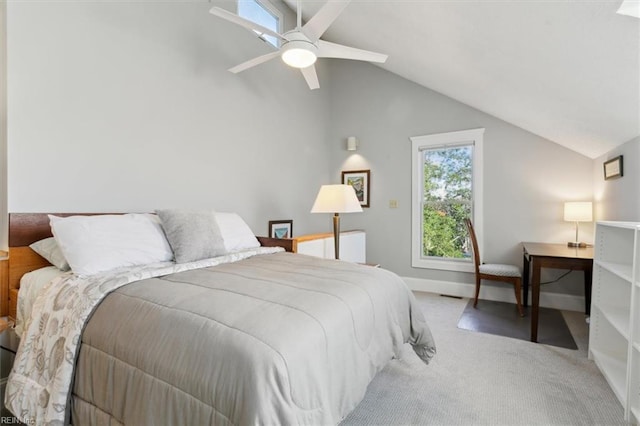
15, 251, 436, 425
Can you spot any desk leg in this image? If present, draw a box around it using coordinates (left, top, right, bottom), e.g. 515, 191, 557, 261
584, 268, 592, 316
530, 258, 541, 343
523, 253, 530, 307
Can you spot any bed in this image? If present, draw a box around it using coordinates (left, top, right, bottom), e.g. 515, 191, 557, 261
4, 212, 436, 425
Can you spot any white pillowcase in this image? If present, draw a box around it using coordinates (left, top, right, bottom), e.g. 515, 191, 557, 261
29, 237, 71, 271
215, 212, 260, 252
49, 214, 173, 276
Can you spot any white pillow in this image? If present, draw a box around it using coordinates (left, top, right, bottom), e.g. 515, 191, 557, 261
215, 212, 260, 252
49, 214, 173, 276
29, 237, 70, 271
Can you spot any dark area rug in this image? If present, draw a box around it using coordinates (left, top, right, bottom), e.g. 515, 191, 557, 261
457, 299, 577, 349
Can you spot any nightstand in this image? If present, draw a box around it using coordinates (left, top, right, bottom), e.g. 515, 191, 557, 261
257, 232, 369, 263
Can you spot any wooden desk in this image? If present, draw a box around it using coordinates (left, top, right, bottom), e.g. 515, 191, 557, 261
522, 242, 593, 342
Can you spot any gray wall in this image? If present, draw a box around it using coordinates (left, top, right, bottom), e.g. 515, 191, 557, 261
5, 1, 331, 239
327, 60, 594, 295
4, 1, 621, 302
594, 136, 640, 221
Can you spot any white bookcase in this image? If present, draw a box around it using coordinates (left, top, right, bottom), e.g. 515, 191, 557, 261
588, 221, 640, 424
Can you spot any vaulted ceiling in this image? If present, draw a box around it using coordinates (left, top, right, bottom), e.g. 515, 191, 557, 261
284, 0, 640, 159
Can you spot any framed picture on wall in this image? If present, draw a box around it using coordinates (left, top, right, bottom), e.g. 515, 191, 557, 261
603, 155, 623, 180
342, 169, 370, 208
268, 220, 293, 239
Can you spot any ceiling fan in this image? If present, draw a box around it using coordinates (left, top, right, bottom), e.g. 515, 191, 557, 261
209, 0, 388, 90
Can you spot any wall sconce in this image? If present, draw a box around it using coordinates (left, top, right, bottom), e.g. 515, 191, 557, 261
346, 136, 358, 151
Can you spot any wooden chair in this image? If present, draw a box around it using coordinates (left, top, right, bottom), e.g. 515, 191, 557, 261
464, 219, 524, 317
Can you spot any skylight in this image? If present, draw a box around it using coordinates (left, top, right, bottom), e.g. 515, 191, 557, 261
616, 0, 640, 18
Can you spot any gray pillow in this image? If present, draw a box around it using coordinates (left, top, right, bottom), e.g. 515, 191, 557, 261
156, 209, 227, 263
30, 237, 71, 271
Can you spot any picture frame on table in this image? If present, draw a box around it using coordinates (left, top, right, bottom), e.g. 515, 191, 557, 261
603, 155, 623, 180
268, 220, 293, 239
342, 169, 370, 208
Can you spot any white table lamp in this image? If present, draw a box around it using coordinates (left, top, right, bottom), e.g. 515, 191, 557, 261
564, 201, 593, 247
311, 184, 363, 259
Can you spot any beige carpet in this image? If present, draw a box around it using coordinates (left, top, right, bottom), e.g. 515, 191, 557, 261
341, 291, 625, 426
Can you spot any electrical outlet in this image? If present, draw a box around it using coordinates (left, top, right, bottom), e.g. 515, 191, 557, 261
389, 200, 398, 209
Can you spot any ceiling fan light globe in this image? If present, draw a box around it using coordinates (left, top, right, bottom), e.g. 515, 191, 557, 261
282, 49, 317, 68
281, 40, 318, 68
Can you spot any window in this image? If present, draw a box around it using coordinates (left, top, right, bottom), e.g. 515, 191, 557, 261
237, 0, 283, 48
410, 128, 484, 272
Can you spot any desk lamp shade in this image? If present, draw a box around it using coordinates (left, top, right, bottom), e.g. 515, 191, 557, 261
311, 184, 363, 259
564, 201, 593, 247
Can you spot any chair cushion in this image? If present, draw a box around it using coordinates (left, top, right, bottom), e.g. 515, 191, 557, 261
479, 263, 521, 277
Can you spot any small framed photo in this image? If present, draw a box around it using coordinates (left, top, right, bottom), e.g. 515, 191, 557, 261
603, 155, 623, 180
268, 220, 293, 239
342, 169, 370, 208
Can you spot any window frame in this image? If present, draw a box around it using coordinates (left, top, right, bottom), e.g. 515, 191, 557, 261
410, 128, 484, 272
237, 0, 283, 48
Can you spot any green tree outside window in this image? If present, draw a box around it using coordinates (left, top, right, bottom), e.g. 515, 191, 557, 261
421, 146, 472, 259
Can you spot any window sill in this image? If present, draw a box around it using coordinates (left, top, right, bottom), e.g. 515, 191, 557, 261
411, 257, 474, 273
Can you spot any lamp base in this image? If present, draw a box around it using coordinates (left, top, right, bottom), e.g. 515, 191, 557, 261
333, 213, 340, 260
567, 241, 587, 248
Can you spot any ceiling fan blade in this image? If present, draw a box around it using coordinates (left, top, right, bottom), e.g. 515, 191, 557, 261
210, 7, 285, 41
301, 0, 351, 42
300, 65, 320, 90
317, 40, 388, 63
229, 51, 281, 74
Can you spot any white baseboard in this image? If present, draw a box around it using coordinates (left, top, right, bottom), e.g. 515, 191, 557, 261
402, 276, 586, 312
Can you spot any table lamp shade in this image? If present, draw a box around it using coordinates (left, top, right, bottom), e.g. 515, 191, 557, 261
311, 185, 363, 214
311, 185, 362, 260
564, 201, 593, 248
564, 202, 593, 222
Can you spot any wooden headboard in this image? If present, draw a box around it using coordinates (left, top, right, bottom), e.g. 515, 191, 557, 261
6, 212, 294, 320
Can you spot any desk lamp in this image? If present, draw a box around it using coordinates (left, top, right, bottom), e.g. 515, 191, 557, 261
311, 184, 363, 259
564, 201, 593, 248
